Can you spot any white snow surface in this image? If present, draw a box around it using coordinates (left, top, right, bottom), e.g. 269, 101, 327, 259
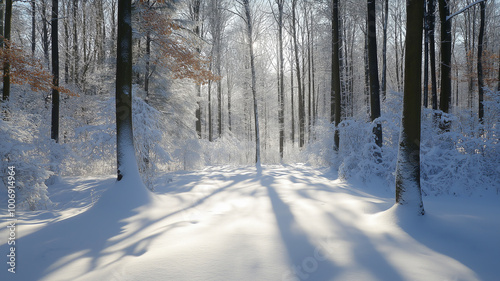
1, 164, 499, 281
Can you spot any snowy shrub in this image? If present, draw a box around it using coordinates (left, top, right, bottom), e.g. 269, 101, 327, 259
0, 102, 53, 210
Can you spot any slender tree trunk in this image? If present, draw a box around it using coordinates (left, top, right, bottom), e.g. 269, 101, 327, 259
367, 0, 382, 148
42, 0, 49, 63
439, 0, 452, 115
290, 41, 295, 145
145, 30, 151, 102
64, 2, 69, 84
51, 0, 59, 142
292, 0, 304, 147
0, 1, 4, 47
73, 0, 79, 84
395, 0, 425, 216
2, 0, 12, 102
32, 0, 36, 56
381, 0, 389, 100
277, 0, 285, 159
477, 0, 485, 124
243, 0, 261, 166
428, 0, 438, 110
116, 0, 136, 181
332, 0, 341, 150
423, 0, 429, 107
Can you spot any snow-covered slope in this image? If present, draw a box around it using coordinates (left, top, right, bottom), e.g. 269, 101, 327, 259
1, 165, 499, 281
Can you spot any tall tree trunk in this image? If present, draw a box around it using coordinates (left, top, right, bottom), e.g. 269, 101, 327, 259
51, 0, 59, 142
32, 0, 36, 55
290, 40, 295, 145
277, 0, 285, 159
381, 0, 389, 100
2, 0, 12, 102
116, 0, 136, 181
428, 0, 438, 110
63, 2, 69, 84
477, 0, 485, 124
190, 0, 203, 138
367, 0, 382, 148
423, 0, 429, 108
395, 0, 425, 216
243, 0, 261, 166
73, 0, 79, 84
292, 0, 304, 147
332, 0, 341, 150
439, 0, 452, 115
42, 0, 49, 62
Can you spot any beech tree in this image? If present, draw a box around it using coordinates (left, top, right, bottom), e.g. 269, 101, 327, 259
367, 0, 382, 148
332, 0, 341, 151
116, 0, 135, 181
51, 0, 59, 142
395, 0, 425, 215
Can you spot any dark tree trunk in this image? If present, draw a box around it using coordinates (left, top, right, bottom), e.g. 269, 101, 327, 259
2, 0, 12, 102
73, 0, 79, 84
439, 0, 452, 114
116, 0, 135, 181
395, 0, 425, 216
42, 0, 49, 62
477, 1, 485, 124
32, 0, 36, 56
51, 0, 59, 142
292, 0, 304, 148
423, 0, 429, 108
367, 0, 382, 148
381, 0, 389, 100
332, 0, 341, 150
428, 0, 438, 110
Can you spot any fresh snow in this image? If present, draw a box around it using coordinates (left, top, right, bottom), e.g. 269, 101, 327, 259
1, 165, 499, 281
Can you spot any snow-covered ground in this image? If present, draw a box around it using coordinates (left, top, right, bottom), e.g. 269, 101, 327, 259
1, 165, 499, 281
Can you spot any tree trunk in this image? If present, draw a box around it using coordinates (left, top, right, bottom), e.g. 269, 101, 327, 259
381, 0, 389, 100
395, 0, 425, 216
292, 0, 304, 148
439, 0, 452, 115
367, 0, 382, 148
423, 0, 429, 108
243, 0, 261, 166
32, 0, 36, 56
73, 0, 79, 84
51, 0, 59, 142
428, 0, 438, 110
116, 0, 136, 181
42, 0, 49, 62
2, 0, 12, 102
477, 0, 485, 124
277, 0, 285, 159
332, 0, 341, 150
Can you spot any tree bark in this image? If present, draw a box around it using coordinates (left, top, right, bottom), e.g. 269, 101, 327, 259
292, 0, 304, 148
395, 0, 425, 216
332, 0, 341, 150
51, 0, 59, 142
243, 0, 261, 166
439, 0, 452, 115
276, 0, 285, 159
32, 0, 36, 56
428, 0, 438, 110
2, 0, 12, 102
116, 0, 135, 181
477, 0, 485, 123
381, 0, 389, 100
367, 0, 382, 148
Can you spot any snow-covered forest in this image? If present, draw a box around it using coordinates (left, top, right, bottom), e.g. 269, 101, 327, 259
1, 0, 499, 280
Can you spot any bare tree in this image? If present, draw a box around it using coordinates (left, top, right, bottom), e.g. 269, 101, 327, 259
51, 0, 59, 142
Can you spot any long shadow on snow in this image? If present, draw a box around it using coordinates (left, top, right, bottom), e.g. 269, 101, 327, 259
261, 174, 338, 281
0, 170, 254, 281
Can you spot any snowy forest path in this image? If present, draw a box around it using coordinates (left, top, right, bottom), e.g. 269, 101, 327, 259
1, 165, 498, 281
